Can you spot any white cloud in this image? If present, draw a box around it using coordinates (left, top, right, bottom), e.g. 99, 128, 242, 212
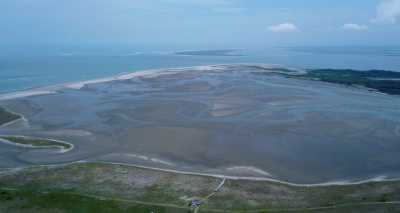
268, 22, 299, 33
342, 23, 369, 31
373, 0, 400, 23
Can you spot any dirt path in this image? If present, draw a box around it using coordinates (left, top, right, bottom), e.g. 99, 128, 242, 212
192, 178, 226, 212
206, 178, 226, 199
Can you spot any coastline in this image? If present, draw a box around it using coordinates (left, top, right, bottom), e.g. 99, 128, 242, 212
2, 161, 400, 213
0, 135, 74, 153
88, 161, 400, 187
0, 64, 302, 101
0, 65, 218, 101
1, 160, 399, 188
0, 63, 395, 102
0, 108, 28, 128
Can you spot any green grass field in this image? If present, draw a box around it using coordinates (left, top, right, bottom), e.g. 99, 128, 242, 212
1, 163, 400, 213
0, 188, 188, 213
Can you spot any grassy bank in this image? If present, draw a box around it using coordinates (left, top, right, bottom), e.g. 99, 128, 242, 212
0, 188, 187, 213
0, 136, 72, 150
0, 107, 21, 126
1, 162, 400, 212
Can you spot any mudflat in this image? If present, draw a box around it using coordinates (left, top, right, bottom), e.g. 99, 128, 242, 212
0, 64, 399, 184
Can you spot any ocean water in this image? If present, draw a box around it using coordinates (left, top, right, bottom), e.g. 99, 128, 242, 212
1, 46, 400, 93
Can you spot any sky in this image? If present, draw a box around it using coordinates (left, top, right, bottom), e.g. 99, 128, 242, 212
1, 0, 400, 49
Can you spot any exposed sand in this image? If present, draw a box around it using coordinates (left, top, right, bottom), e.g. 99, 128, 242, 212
225, 166, 272, 177
0, 64, 303, 101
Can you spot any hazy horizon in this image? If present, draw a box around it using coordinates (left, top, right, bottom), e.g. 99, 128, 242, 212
1, 0, 400, 93
1, 0, 400, 48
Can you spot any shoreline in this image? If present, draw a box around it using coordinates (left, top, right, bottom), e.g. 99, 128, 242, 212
0, 135, 74, 153
90, 161, 400, 187
2, 160, 400, 188
0, 63, 394, 102
0, 63, 300, 101
0, 65, 223, 101
0, 110, 28, 128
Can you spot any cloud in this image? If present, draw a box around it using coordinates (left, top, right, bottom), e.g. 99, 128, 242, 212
342, 23, 368, 31
268, 22, 299, 33
373, 0, 400, 23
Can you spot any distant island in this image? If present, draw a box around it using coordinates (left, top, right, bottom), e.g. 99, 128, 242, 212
175, 49, 243, 56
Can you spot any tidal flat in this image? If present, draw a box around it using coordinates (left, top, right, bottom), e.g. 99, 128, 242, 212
0, 64, 400, 184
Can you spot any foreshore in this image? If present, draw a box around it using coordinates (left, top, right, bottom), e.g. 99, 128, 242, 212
0, 65, 219, 101
1, 64, 400, 185
0, 64, 302, 101
1, 160, 399, 187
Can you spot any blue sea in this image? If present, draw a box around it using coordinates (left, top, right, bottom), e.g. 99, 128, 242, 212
1, 45, 400, 93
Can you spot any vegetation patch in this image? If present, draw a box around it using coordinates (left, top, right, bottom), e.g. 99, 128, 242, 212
0, 136, 72, 150
300, 69, 400, 95
0, 107, 21, 126
0, 188, 188, 213
253, 68, 400, 95
1, 163, 400, 212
